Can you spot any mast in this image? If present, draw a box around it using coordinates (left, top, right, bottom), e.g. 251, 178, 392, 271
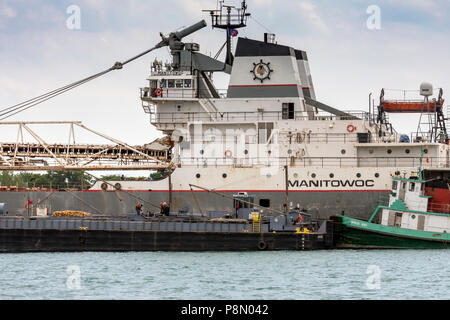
206, 1, 250, 66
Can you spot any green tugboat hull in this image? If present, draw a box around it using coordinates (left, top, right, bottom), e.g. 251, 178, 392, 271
333, 216, 450, 249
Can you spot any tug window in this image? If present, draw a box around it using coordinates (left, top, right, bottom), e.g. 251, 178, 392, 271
168, 80, 175, 88
175, 80, 183, 88
392, 180, 398, 190
409, 182, 415, 192
160, 79, 166, 88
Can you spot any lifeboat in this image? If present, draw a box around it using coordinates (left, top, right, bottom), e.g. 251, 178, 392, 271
381, 100, 443, 113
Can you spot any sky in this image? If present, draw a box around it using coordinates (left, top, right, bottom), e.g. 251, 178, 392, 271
1, 0, 450, 146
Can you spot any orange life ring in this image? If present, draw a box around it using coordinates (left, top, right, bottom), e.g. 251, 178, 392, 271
155, 88, 163, 96
225, 150, 233, 158
347, 125, 356, 133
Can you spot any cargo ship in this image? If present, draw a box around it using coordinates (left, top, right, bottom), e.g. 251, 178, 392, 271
0, 1, 449, 221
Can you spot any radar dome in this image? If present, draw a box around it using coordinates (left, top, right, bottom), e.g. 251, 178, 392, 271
420, 82, 433, 97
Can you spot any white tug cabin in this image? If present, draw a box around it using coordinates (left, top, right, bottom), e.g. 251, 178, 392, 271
379, 170, 450, 234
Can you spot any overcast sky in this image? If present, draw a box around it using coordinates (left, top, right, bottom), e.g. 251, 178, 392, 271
1, 0, 450, 145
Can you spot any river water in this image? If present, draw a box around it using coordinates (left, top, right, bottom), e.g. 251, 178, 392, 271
0, 250, 448, 300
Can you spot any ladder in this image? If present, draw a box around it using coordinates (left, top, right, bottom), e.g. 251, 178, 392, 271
252, 213, 261, 233
198, 98, 218, 121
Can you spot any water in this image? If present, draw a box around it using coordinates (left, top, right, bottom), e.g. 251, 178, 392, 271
0, 250, 449, 300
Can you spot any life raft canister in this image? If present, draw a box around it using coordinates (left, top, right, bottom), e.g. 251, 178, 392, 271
347, 124, 356, 133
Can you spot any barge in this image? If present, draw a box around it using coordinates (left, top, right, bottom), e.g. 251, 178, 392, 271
0, 193, 335, 253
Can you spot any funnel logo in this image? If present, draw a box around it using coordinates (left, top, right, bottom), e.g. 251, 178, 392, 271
251, 60, 273, 83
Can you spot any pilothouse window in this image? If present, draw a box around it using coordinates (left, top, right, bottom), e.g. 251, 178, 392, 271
282, 103, 295, 120
184, 79, 192, 88
168, 80, 175, 88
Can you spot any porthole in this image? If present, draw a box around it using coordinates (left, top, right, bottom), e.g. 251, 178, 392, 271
387, 149, 392, 154
411, 215, 416, 219
244, 150, 249, 155
369, 149, 374, 154
424, 149, 428, 154
311, 173, 317, 178
196, 174, 201, 179
287, 149, 292, 155
341, 149, 346, 155
329, 173, 334, 178
375, 173, 380, 178
199, 150, 204, 155
356, 173, 361, 178
293, 173, 299, 178
222, 174, 227, 179
405, 149, 410, 154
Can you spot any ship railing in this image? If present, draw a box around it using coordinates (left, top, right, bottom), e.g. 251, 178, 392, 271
177, 156, 450, 168
141, 88, 228, 100
149, 111, 373, 123
0, 183, 88, 192
428, 203, 450, 214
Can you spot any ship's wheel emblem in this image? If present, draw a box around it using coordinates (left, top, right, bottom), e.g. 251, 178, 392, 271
251, 60, 273, 83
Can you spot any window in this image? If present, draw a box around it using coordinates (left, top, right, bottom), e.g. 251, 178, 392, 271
175, 79, 183, 88
409, 182, 415, 191
392, 180, 398, 190
168, 80, 175, 88
282, 103, 295, 120
160, 79, 166, 88
259, 199, 271, 208
150, 80, 158, 89
184, 79, 192, 88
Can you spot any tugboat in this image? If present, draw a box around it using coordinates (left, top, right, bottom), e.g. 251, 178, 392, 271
333, 152, 450, 249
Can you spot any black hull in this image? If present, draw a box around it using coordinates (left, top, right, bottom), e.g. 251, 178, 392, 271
0, 228, 335, 253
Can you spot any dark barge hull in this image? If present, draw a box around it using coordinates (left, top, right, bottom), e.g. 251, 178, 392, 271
0, 228, 334, 253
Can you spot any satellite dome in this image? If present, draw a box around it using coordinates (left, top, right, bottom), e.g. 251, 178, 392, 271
420, 82, 433, 97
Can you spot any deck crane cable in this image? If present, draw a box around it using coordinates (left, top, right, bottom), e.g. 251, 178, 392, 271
0, 43, 165, 121
189, 184, 286, 215
0, 19, 209, 120
83, 171, 162, 210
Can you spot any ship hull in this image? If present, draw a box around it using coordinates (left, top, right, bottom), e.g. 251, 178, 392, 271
0, 228, 333, 253
0, 190, 387, 220
333, 216, 450, 249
